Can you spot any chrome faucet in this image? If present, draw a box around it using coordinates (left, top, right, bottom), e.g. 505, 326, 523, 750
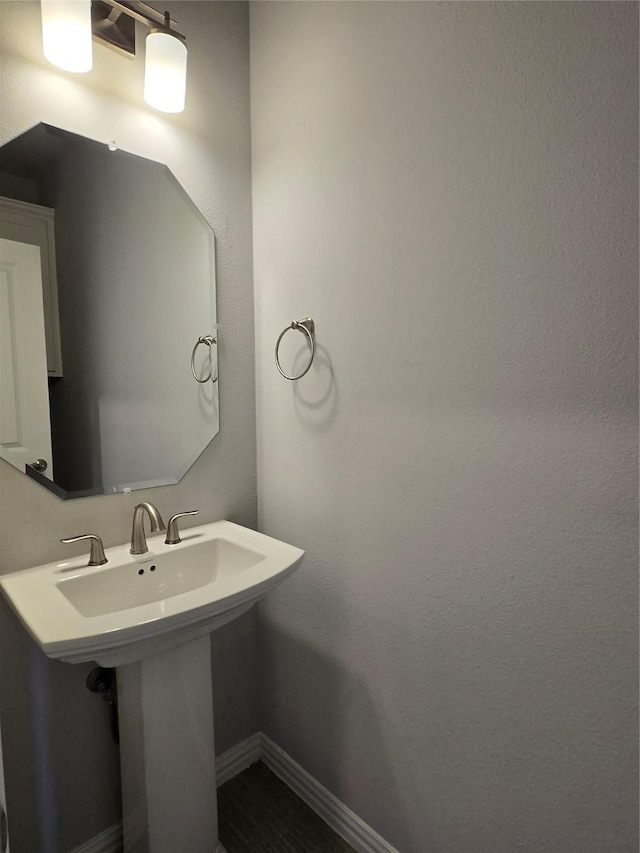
130, 502, 166, 555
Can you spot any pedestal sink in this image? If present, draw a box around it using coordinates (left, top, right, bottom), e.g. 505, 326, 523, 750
0, 520, 304, 853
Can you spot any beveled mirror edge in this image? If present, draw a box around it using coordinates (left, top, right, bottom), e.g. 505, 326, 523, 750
1, 123, 220, 501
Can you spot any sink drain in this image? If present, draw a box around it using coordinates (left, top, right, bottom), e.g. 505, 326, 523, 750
87, 667, 119, 745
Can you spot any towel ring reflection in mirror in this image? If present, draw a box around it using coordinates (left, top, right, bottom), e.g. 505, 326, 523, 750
191, 335, 218, 383
275, 318, 315, 380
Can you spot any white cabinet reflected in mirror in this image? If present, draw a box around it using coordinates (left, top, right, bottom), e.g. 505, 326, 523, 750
0, 124, 218, 499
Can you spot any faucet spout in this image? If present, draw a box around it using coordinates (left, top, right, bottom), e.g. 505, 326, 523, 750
130, 502, 166, 555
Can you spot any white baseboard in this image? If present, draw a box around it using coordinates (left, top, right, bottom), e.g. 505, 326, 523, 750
71, 732, 397, 853
216, 733, 399, 853
69, 823, 226, 853
260, 734, 400, 853
69, 823, 122, 853
215, 732, 262, 787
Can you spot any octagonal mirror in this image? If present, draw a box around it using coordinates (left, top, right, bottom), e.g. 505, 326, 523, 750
0, 124, 218, 499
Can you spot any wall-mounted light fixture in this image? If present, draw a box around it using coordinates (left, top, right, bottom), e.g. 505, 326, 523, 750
40, 0, 188, 113
41, 0, 93, 73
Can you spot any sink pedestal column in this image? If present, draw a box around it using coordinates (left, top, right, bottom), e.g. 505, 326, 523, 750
117, 635, 225, 853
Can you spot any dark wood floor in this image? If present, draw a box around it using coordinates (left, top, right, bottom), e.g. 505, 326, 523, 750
217, 761, 356, 853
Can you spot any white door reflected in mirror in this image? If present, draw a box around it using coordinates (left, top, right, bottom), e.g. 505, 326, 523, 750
0, 238, 53, 480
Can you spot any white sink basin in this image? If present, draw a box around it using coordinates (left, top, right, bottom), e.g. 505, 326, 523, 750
0, 520, 303, 666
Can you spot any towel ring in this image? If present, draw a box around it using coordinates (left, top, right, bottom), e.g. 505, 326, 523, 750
191, 335, 218, 383
275, 318, 315, 380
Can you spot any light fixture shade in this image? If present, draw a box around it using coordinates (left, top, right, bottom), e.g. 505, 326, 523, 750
41, 0, 92, 73
144, 31, 187, 114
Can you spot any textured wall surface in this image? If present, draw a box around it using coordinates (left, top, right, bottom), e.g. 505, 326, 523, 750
251, 3, 639, 852
0, 2, 256, 850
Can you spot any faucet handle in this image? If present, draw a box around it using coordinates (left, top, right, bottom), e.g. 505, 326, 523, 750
165, 511, 199, 545
61, 534, 108, 567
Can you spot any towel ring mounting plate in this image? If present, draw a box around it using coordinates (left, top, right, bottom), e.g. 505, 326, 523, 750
275, 318, 315, 380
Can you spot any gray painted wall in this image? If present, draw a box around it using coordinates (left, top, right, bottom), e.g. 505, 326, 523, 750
0, 2, 256, 850
250, 3, 639, 852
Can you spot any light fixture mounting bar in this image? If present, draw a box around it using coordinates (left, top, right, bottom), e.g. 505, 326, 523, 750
92, 0, 185, 57
102, 0, 180, 32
